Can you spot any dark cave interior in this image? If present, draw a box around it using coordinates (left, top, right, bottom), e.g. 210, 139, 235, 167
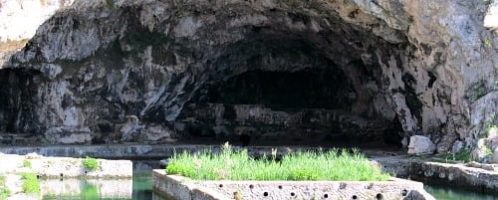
178, 67, 403, 149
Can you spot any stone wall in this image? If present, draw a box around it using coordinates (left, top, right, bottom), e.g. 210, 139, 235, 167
152, 170, 435, 200
374, 154, 498, 193
0, 153, 132, 178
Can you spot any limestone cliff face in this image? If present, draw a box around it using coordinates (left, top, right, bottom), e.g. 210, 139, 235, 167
0, 0, 74, 63
0, 0, 497, 154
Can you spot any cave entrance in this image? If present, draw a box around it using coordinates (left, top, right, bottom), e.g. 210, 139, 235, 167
0, 68, 43, 145
177, 51, 403, 149
171, 18, 407, 149
197, 68, 354, 111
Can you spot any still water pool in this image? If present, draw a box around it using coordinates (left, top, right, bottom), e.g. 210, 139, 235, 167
425, 185, 498, 200
42, 160, 167, 200
42, 171, 163, 200
41, 160, 498, 200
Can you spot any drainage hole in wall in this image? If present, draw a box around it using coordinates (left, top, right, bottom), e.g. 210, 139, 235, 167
352, 195, 358, 199
290, 192, 295, 196
376, 193, 383, 200
249, 185, 254, 189
219, 184, 223, 188
323, 194, 329, 198
401, 189, 408, 196
263, 192, 269, 197
278, 185, 283, 189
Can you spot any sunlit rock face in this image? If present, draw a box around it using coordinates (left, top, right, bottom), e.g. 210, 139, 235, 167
0, 0, 497, 153
0, 0, 75, 65
485, 0, 498, 29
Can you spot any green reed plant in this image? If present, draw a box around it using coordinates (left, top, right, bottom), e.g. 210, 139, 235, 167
166, 144, 389, 181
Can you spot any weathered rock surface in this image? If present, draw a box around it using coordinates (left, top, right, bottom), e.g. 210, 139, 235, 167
0, 0, 497, 153
408, 135, 436, 155
451, 140, 464, 154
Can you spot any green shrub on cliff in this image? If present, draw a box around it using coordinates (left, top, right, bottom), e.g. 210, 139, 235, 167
166, 144, 389, 181
83, 157, 99, 171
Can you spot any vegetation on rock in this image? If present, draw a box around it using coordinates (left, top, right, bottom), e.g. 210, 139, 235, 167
166, 144, 390, 181
83, 157, 99, 171
438, 148, 472, 163
21, 173, 40, 194
23, 159, 32, 168
0, 176, 10, 200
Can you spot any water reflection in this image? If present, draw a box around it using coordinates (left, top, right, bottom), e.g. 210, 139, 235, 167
425, 185, 498, 200
41, 160, 166, 200
81, 182, 99, 199
42, 178, 133, 199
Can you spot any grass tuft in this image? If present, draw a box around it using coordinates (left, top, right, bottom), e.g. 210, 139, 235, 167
21, 173, 40, 194
166, 145, 390, 181
83, 157, 99, 171
0, 187, 9, 200
0, 175, 10, 200
435, 148, 473, 163
23, 160, 32, 168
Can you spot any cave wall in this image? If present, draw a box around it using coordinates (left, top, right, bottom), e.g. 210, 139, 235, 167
0, 0, 497, 155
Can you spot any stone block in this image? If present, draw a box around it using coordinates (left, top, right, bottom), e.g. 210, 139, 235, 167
152, 170, 435, 200
408, 136, 436, 155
